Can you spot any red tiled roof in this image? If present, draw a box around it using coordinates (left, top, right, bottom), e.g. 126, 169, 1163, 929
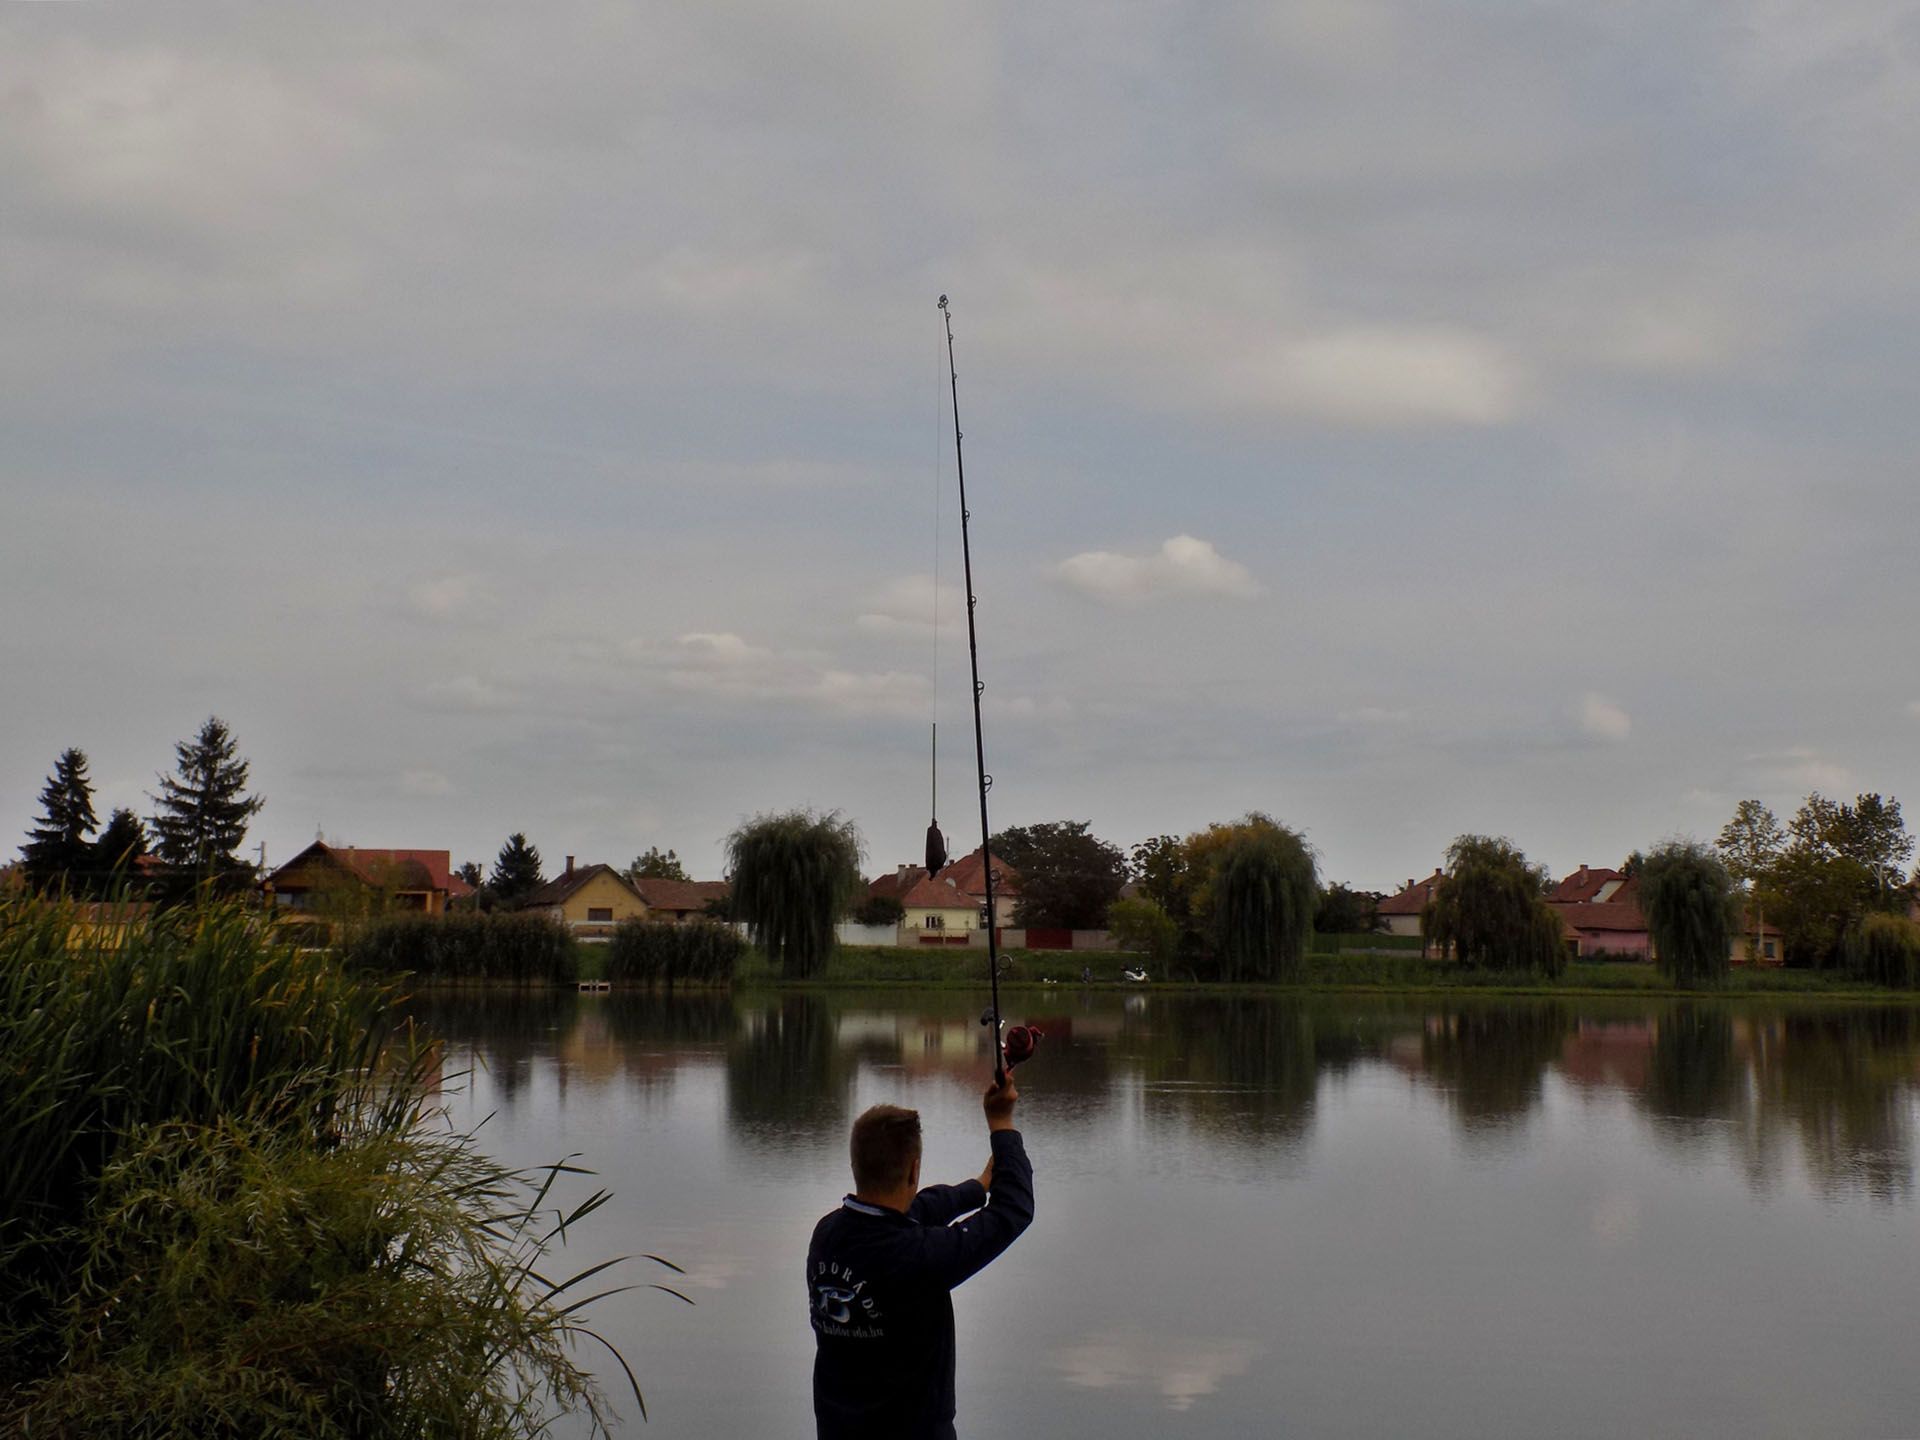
1379, 870, 1443, 916
270, 843, 455, 894
944, 846, 1022, 897
632, 878, 730, 913
1548, 900, 1647, 934
1550, 866, 1625, 904
899, 873, 977, 910
867, 869, 921, 901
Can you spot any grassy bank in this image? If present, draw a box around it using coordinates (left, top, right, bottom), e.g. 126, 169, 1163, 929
731, 943, 1916, 1000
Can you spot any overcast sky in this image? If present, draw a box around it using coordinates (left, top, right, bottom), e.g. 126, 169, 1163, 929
4, 2, 1917, 891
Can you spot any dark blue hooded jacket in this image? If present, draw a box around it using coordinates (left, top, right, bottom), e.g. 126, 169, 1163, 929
808, 1128, 1034, 1439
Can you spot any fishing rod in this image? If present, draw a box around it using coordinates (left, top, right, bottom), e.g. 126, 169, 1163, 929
937, 294, 1039, 1085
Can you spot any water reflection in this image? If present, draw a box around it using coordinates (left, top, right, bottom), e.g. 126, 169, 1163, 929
404, 990, 1920, 1202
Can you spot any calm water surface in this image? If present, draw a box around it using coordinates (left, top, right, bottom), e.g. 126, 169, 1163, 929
408, 989, 1920, 1439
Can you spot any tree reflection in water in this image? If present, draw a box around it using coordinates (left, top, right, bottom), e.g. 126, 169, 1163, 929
726, 993, 849, 1151
405, 990, 1920, 1199
1419, 1002, 1572, 1137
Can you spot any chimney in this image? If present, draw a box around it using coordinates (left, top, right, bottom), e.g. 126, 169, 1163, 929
565, 855, 575, 875
1406, 879, 1416, 892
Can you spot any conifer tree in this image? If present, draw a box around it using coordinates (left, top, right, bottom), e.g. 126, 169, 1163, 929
490, 833, 545, 905
149, 717, 264, 884
22, 748, 99, 891
90, 808, 149, 894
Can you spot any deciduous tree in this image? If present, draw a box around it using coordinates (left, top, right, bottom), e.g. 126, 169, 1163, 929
628, 847, 689, 881
1640, 841, 1736, 987
1108, 896, 1178, 967
989, 821, 1127, 930
1208, 819, 1317, 981
1422, 835, 1566, 977
725, 810, 863, 978
1314, 882, 1381, 935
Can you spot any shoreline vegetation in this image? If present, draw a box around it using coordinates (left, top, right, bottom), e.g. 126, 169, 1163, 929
368, 930, 1917, 1002
0, 897, 649, 1438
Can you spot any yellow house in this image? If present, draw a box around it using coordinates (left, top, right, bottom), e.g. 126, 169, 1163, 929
898, 872, 979, 947
518, 860, 650, 940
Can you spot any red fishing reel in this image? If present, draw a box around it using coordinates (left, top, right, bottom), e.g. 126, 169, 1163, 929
1002, 1024, 1042, 1070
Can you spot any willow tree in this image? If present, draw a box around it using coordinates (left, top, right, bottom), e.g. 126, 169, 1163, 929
1422, 835, 1566, 977
1639, 841, 1737, 988
725, 810, 864, 978
1205, 815, 1317, 982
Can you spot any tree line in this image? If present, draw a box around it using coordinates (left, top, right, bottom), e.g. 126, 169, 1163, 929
16, 718, 263, 898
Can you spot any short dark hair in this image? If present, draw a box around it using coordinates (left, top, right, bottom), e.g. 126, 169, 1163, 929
850, 1104, 921, 1192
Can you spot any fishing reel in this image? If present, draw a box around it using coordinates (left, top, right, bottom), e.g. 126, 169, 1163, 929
980, 1008, 1043, 1071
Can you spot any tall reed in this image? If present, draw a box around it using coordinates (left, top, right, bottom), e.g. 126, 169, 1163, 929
340, 910, 578, 985
0, 895, 661, 1437
606, 917, 745, 985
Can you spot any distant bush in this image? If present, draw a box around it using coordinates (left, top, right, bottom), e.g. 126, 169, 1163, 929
341, 911, 577, 985
606, 919, 745, 986
1844, 913, 1920, 989
1108, 897, 1177, 965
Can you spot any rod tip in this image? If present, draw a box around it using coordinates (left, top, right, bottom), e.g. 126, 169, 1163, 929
937, 294, 948, 308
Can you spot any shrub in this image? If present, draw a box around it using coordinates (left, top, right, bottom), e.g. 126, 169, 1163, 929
1844, 913, 1920, 989
341, 911, 577, 985
606, 918, 745, 986
0, 897, 651, 1435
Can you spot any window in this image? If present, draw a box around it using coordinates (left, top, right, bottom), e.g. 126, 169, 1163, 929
587, 907, 613, 923
924, 914, 944, 930
1763, 940, 1776, 959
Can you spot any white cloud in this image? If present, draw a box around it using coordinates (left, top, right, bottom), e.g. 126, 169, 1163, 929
1744, 747, 1854, 797
399, 768, 453, 797
1577, 694, 1632, 744
1056, 536, 1263, 607
407, 575, 475, 621
642, 632, 928, 717
1051, 1331, 1261, 1413
855, 575, 964, 634
1224, 326, 1523, 426
417, 675, 518, 713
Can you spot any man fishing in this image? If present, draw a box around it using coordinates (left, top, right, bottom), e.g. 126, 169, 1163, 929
807, 1076, 1034, 1440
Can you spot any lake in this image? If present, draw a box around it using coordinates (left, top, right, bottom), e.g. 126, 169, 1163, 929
408, 988, 1920, 1439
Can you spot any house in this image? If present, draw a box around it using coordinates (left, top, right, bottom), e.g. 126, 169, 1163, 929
1378, 870, 1443, 939
942, 846, 1023, 929
267, 842, 462, 916
1548, 899, 1651, 959
517, 857, 650, 940
631, 877, 731, 923
898, 871, 982, 945
1549, 864, 1628, 905
1729, 904, 1785, 966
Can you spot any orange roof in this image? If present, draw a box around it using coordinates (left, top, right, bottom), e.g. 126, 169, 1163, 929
1550, 866, 1625, 904
632, 877, 731, 913
899, 873, 978, 910
1548, 899, 1647, 934
1378, 870, 1443, 916
943, 846, 1022, 897
271, 842, 455, 894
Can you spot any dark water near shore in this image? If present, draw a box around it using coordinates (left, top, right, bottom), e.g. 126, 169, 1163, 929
408, 989, 1920, 1439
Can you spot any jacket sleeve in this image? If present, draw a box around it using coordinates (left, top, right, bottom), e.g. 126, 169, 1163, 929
908, 1129, 1034, 1290
908, 1179, 987, 1227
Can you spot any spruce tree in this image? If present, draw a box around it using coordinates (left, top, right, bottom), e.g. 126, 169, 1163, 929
149, 717, 264, 885
90, 808, 149, 895
490, 833, 545, 904
22, 749, 99, 892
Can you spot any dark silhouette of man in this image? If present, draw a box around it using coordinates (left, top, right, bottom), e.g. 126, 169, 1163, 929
808, 1078, 1034, 1439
